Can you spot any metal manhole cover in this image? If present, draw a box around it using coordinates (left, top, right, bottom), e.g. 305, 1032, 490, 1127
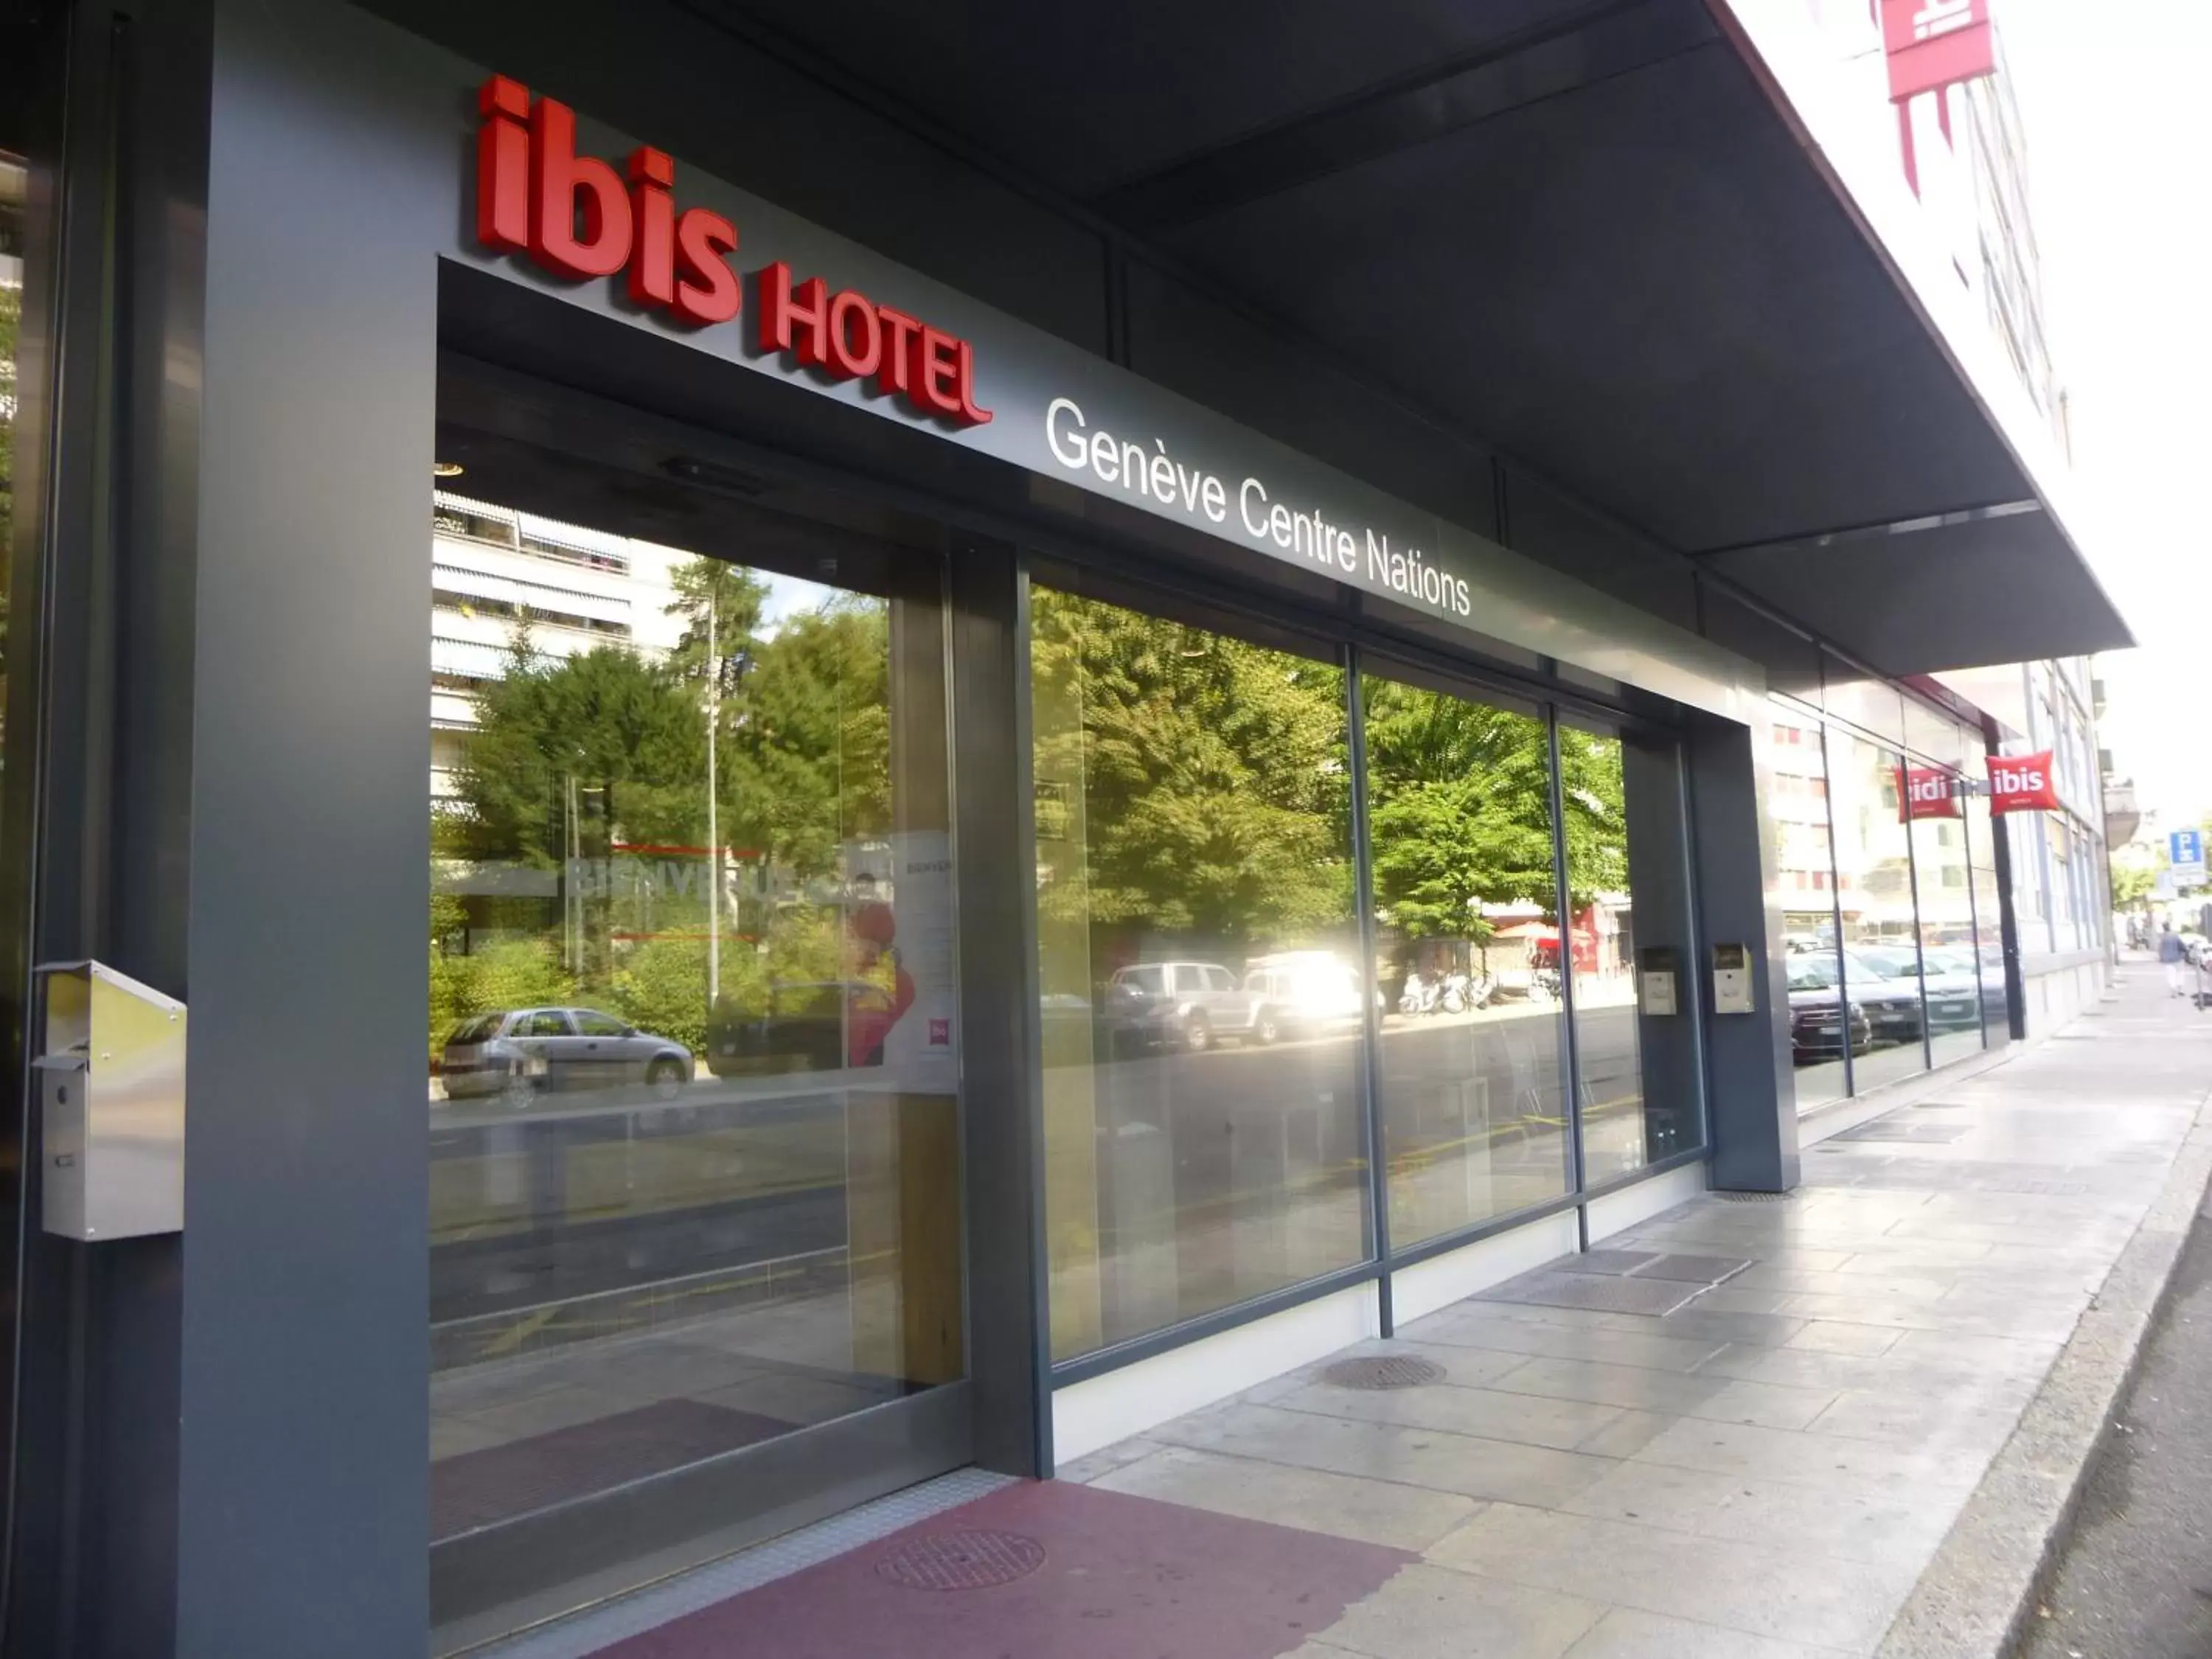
1323, 1355, 1446, 1390
1712, 1189, 1795, 1203
876, 1530, 1047, 1590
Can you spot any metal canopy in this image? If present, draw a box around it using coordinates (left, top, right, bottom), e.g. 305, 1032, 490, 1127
728, 0, 2130, 673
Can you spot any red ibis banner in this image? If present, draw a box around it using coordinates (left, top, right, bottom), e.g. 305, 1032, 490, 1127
1986, 750, 2059, 815
1897, 765, 1961, 822
1881, 0, 1996, 103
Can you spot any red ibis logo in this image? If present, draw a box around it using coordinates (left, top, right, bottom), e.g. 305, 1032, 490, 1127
1896, 766, 1961, 823
1986, 751, 2059, 815
474, 75, 990, 427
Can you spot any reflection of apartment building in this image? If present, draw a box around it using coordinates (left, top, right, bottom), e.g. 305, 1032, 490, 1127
1767, 715, 1833, 936
429, 490, 687, 802
1781, 1, 2114, 1027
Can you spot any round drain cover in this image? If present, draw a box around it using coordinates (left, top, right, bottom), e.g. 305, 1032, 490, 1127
876, 1530, 1047, 1590
1322, 1354, 1446, 1390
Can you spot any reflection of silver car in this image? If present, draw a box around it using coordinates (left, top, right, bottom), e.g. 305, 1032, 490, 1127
441, 1007, 693, 1102
1105, 961, 1254, 1052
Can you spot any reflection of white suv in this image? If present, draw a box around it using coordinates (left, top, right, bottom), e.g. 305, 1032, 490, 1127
1245, 953, 1366, 1043
1105, 961, 1253, 1052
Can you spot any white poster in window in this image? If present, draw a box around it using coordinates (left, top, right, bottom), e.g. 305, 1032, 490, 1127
844, 832, 958, 1095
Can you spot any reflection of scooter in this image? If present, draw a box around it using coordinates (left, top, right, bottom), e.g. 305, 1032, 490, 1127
1528, 967, 1562, 1004
1440, 972, 1471, 1014
1399, 972, 1439, 1016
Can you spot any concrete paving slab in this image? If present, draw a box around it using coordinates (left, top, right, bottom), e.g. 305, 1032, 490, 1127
1561, 1607, 1857, 1658
1559, 1458, 1961, 1569
1430, 1503, 1917, 1652
1627, 1415, 1991, 1498
1318, 1562, 1604, 1659
1781, 1321, 1907, 1357
1270, 1379, 1631, 1453
1485, 1353, 1839, 1431
1091, 1444, 1482, 1551
1150, 1401, 1621, 1507
1402, 1307, 1729, 1373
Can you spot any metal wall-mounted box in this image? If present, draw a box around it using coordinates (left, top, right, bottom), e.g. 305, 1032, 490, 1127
33, 961, 186, 1240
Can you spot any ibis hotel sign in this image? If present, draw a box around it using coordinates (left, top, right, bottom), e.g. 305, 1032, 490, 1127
464, 74, 1751, 696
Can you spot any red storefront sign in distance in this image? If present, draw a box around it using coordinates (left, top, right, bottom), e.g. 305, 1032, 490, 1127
1897, 765, 1961, 822
1881, 0, 1996, 104
1987, 750, 2059, 815
475, 74, 990, 427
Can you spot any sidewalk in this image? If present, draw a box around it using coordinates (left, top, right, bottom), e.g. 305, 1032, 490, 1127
511, 961, 2212, 1659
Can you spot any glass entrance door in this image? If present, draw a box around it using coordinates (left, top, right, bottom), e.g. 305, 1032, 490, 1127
423, 414, 967, 1646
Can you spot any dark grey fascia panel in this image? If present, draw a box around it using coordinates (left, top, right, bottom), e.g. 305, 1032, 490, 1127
1703, 509, 2135, 678
338, 14, 1763, 720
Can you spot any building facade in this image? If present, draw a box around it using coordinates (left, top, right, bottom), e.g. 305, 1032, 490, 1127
0, 2, 2129, 1655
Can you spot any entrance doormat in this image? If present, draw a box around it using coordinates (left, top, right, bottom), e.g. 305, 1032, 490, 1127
588, 1478, 1411, 1659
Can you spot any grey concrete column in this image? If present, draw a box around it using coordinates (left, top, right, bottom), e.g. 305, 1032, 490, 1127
1686, 709, 1801, 1192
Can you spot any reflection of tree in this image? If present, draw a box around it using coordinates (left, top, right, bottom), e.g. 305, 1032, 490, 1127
1363, 681, 1553, 939
1556, 729, 1629, 910
1362, 685, 1625, 941
664, 558, 891, 876
429, 561, 895, 1054
1031, 589, 1352, 953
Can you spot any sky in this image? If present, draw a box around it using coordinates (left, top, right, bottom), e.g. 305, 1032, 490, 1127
1995, 0, 2212, 830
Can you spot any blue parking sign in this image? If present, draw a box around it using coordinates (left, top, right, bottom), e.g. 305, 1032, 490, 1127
2174, 828, 2204, 867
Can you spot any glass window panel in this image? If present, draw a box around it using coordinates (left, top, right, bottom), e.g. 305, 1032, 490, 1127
427, 498, 962, 1552
1903, 698, 1965, 768
1361, 672, 1569, 1248
1909, 783, 1983, 1068
1032, 588, 1368, 1363
1565, 723, 1700, 1184
1961, 787, 2012, 1043
1833, 737, 1928, 1091
1, 141, 21, 863
1771, 705, 1848, 1110
1823, 658, 1905, 747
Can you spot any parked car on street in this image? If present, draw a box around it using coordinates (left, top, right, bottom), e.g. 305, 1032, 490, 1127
440, 1007, 695, 1102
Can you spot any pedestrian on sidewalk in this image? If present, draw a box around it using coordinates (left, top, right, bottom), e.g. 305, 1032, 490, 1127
2159, 920, 2187, 995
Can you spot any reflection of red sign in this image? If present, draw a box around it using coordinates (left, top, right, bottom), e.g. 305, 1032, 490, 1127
1897, 766, 1961, 822
1881, 0, 1995, 103
475, 75, 990, 426
1987, 750, 2059, 815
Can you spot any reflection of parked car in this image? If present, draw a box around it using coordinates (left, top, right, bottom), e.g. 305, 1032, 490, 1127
1840, 949, 1924, 1043
1915, 946, 1994, 1031
1105, 961, 1256, 1053
1851, 946, 1980, 1035
1785, 959, 1871, 1063
707, 981, 893, 1073
1245, 953, 1366, 1042
441, 1007, 693, 1102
